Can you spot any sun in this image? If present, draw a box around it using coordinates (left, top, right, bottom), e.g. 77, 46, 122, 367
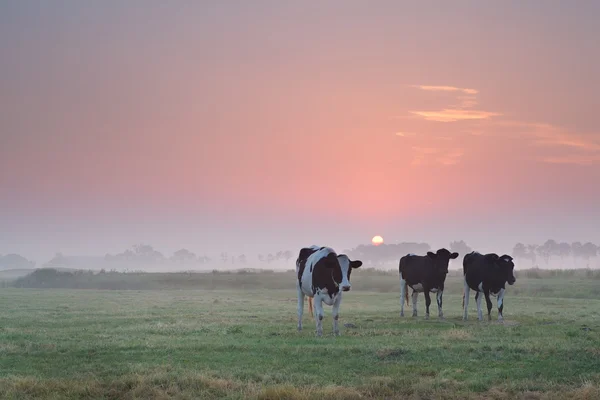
371, 235, 384, 246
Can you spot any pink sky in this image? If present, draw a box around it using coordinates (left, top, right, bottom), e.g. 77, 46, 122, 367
1, 2, 599, 261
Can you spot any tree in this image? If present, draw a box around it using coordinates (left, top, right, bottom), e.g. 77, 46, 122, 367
512, 243, 527, 262
581, 242, 598, 267
526, 245, 538, 266
572, 242, 583, 266
450, 241, 472, 256
238, 254, 247, 264
220, 252, 228, 263
171, 249, 196, 264
258, 254, 265, 263
556, 243, 571, 267
283, 250, 293, 262
0, 254, 36, 269
536, 240, 557, 266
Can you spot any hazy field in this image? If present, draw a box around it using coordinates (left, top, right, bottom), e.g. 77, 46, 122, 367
1, 270, 599, 399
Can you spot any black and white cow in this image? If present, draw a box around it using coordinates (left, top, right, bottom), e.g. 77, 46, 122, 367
399, 248, 459, 319
296, 245, 362, 336
462, 251, 516, 322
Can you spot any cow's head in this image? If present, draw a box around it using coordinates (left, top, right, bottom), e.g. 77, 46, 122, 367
427, 248, 459, 274
336, 254, 363, 291
484, 253, 516, 285
497, 254, 516, 285
320, 252, 344, 285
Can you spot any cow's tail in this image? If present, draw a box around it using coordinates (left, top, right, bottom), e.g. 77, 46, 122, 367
405, 286, 410, 306
308, 297, 314, 317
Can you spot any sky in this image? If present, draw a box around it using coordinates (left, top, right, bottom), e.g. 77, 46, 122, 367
1, 1, 599, 264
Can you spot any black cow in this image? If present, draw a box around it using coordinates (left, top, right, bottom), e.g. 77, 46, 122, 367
399, 248, 459, 319
462, 251, 516, 322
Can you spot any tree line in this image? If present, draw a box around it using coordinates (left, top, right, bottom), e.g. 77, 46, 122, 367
1, 240, 599, 270
512, 240, 599, 267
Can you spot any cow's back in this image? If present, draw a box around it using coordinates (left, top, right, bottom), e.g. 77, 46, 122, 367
296, 246, 321, 284
399, 254, 430, 284
463, 252, 487, 290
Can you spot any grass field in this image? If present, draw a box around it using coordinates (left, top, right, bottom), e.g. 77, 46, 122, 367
1, 271, 599, 399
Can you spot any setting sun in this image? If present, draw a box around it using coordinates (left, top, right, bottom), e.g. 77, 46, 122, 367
371, 235, 384, 246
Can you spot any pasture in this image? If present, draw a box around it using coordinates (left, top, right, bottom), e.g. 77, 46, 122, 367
1, 269, 599, 399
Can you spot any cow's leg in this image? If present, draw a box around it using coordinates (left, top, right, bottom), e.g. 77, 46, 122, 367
497, 288, 505, 322
463, 279, 470, 321
332, 294, 342, 336
476, 292, 483, 321
436, 290, 444, 319
314, 296, 324, 337
484, 290, 493, 321
411, 291, 418, 317
424, 290, 431, 320
400, 274, 406, 317
297, 285, 305, 331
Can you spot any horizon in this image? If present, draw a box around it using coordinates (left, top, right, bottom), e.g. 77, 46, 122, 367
1, 2, 599, 263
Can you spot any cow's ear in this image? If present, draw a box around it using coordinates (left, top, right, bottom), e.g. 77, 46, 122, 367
500, 254, 513, 263
427, 252, 436, 258
450, 252, 459, 259
350, 260, 363, 269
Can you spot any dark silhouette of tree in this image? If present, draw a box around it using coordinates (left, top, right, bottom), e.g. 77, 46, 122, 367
526, 245, 538, 266
512, 243, 527, 262
581, 242, 598, 267
0, 254, 36, 270
133, 244, 165, 263
556, 242, 571, 267
537, 240, 557, 266
449, 240, 472, 256
283, 250, 293, 262
171, 249, 196, 264
220, 252, 228, 263
572, 242, 583, 266
45, 253, 68, 267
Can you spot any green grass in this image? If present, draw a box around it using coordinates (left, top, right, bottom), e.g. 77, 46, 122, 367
1, 272, 599, 399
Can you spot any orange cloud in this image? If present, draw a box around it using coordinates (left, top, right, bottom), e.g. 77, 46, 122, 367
410, 109, 501, 122
438, 149, 464, 165
539, 155, 600, 165
408, 84, 500, 122
395, 131, 417, 137
411, 85, 478, 95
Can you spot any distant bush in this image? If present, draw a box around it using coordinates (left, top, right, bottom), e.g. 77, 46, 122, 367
516, 268, 600, 280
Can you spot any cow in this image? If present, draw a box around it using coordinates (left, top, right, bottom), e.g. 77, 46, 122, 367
296, 245, 363, 336
399, 248, 459, 319
462, 251, 516, 322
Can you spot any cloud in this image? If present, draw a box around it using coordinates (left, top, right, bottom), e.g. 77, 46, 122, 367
493, 120, 600, 164
455, 95, 478, 109
539, 155, 600, 165
529, 129, 600, 152
395, 131, 417, 137
408, 84, 500, 122
410, 85, 478, 95
409, 109, 501, 122
438, 150, 464, 165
